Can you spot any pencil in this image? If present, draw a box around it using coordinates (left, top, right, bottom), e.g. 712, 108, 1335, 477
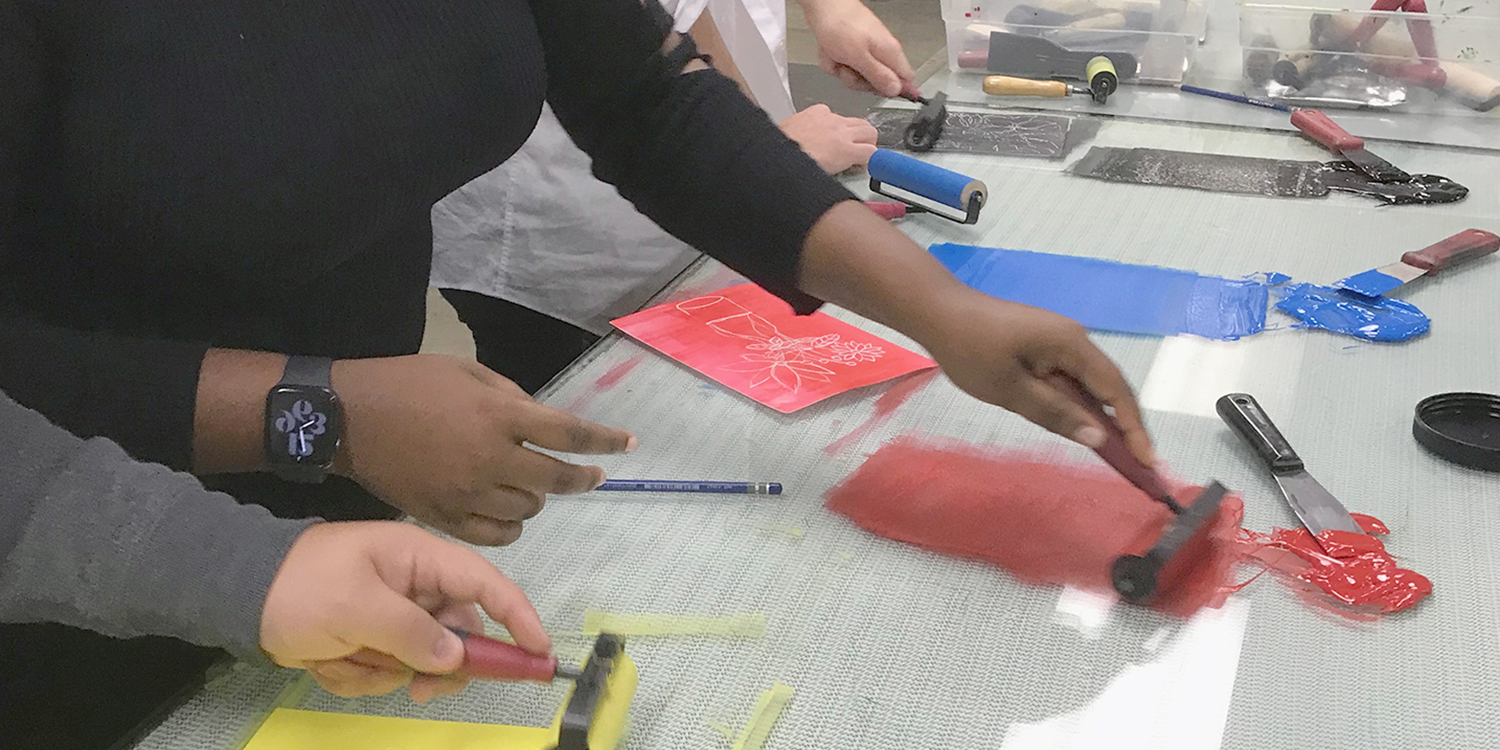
594, 480, 782, 495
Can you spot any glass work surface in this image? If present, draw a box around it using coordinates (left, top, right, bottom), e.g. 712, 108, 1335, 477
135, 115, 1500, 749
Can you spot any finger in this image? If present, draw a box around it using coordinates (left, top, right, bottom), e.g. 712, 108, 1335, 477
871, 35, 915, 84
1070, 352, 1156, 466
518, 404, 635, 455
342, 648, 409, 673
832, 63, 877, 93
410, 672, 470, 703
343, 589, 469, 675
459, 559, 552, 654
454, 515, 525, 546
849, 49, 902, 97
1014, 377, 1107, 449
466, 480, 545, 522
505, 447, 606, 496
846, 142, 878, 168
848, 119, 879, 145
308, 660, 413, 697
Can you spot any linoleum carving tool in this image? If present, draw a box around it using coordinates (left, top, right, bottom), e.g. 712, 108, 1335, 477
1333, 229, 1500, 299
867, 149, 987, 225
1048, 374, 1228, 603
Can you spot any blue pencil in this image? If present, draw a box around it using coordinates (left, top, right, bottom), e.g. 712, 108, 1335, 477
595, 480, 782, 495
1180, 84, 1294, 113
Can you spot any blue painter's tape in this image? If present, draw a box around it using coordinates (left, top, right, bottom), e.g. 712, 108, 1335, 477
929, 243, 1267, 340
1334, 268, 1404, 299
1273, 283, 1429, 342
868, 149, 984, 210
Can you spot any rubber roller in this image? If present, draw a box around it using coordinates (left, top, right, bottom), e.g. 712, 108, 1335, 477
1086, 55, 1118, 104
867, 149, 987, 225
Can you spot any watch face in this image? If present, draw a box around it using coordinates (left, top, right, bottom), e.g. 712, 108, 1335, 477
265, 386, 341, 468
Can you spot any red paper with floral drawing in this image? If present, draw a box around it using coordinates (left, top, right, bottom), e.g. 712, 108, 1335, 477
612, 284, 938, 413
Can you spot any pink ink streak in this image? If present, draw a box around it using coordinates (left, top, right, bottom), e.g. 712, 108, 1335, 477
823, 370, 939, 456
564, 355, 645, 412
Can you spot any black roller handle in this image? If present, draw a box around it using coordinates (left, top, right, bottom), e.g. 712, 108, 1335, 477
1215, 393, 1304, 474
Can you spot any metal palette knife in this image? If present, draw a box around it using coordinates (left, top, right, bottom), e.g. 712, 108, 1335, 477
1217, 393, 1363, 554
1334, 229, 1500, 299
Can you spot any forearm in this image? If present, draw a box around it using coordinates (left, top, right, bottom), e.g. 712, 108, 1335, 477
192, 348, 287, 474
796, 201, 975, 346
0, 391, 313, 657
686, 11, 756, 105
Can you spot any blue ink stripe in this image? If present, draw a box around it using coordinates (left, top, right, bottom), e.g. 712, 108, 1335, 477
1334, 268, 1404, 299
929, 243, 1267, 341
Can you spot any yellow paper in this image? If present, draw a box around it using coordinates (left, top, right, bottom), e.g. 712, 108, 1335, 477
730, 683, 794, 750
241, 709, 555, 750
230, 673, 314, 750
582, 610, 766, 638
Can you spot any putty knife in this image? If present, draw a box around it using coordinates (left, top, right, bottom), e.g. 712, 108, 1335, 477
1217, 393, 1363, 555
1334, 229, 1500, 299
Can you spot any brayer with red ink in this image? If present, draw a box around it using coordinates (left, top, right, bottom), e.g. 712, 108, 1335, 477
1047, 374, 1229, 604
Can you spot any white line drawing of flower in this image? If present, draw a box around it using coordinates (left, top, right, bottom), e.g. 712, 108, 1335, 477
675, 295, 886, 393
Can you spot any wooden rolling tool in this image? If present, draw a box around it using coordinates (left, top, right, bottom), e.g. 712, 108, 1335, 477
983, 75, 1094, 100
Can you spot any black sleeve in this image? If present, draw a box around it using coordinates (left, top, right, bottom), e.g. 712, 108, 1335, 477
0, 2, 208, 469
527, 0, 856, 313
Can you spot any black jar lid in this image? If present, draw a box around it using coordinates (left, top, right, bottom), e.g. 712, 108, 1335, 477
1414, 392, 1500, 472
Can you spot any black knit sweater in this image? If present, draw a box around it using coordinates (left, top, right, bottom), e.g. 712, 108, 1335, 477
0, 0, 850, 496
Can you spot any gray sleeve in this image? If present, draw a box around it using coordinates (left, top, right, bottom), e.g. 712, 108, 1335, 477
0, 390, 315, 658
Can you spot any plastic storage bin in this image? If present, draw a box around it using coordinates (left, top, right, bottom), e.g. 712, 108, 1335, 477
944, 0, 1209, 85
1240, 0, 1500, 114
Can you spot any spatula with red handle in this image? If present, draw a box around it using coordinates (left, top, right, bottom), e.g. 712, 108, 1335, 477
1291, 109, 1410, 184
1334, 229, 1500, 299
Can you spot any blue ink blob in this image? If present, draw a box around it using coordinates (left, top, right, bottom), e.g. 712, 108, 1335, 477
1273, 283, 1429, 342
1334, 268, 1404, 299
1259, 271, 1292, 286
929, 243, 1267, 340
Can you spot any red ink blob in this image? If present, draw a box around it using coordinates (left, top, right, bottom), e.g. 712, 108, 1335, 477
824, 437, 1245, 616
823, 371, 939, 456
1234, 514, 1431, 615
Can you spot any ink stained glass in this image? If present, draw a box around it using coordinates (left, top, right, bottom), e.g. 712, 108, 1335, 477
612, 284, 937, 413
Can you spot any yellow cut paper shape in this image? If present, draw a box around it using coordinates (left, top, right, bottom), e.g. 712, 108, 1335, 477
582, 610, 766, 638
731, 682, 794, 750
240, 709, 555, 750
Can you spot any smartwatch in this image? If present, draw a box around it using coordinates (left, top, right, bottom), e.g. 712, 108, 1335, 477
264, 356, 342, 483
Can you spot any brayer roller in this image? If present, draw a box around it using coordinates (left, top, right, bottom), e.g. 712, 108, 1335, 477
867, 149, 988, 225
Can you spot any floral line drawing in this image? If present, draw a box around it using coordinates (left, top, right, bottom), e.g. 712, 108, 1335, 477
675, 295, 887, 393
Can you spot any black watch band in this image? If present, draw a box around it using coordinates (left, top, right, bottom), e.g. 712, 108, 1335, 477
265, 356, 341, 484
280, 355, 333, 390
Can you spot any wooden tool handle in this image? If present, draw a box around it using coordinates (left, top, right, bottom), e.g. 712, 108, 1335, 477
1290, 109, 1363, 152
1401, 229, 1500, 273
983, 75, 1069, 98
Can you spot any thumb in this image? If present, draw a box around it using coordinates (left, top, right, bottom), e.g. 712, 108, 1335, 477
349, 589, 467, 675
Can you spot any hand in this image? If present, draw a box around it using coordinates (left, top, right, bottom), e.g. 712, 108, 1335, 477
332, 354, 636, 545
779, 105, 879, 173
260, 522, 551, 702
801, 0, 915, 97
922, 290, 1154, 465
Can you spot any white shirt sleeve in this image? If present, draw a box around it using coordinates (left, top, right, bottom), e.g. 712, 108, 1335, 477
656, 0, 710, 33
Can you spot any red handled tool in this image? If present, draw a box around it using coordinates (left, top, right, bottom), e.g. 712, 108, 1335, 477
449, 629, 584, 681
1291, 109, 1410, 183
1048, 374, 1229, 603
1333, 229, 1500, 298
